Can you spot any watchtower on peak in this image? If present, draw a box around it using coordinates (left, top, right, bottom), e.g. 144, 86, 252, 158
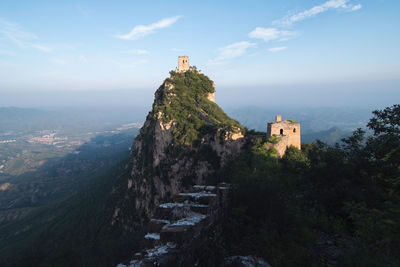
266, 115, 301, 157
178, 56, 189, 72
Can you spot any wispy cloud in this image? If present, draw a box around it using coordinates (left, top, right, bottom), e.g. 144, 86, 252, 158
122, 49, 149, 55
211, 41, 256, 64
170, 48, 183, 52
31, 44, 52, 53
0, 18, 52, 52
117, 16, 182, 40
0, 18, 37, 47
273, 0, 362, 26
269, 46, 287, 53
351, 4, 362, 11
132, 49, 149, 55
48, 54, 88, 65
249, 27, 297, 42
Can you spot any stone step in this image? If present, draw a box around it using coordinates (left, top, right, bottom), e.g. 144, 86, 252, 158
160, 212, 208, 244
127, 259, 142, 267
143, 233, 162, 249
192, 185, 218, 193
217, 182, 230, 188
193, 184, 230, 193
117, 184, 230, 267
132, 252, 143, 260
189, 203, 209, 214
178, 192, 217, 205
117, 253, 143, 267
160, 224, 189, 245
143, 242, 178, 265
156, 202, 191, 220
148, 219, 170, 233
156, 202, 209, 220
216, 183, 231, 197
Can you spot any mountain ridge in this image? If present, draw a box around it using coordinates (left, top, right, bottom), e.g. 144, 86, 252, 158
110, 70, 247, 229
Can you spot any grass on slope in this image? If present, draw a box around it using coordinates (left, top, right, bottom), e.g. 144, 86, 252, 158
153, 70, 244, 145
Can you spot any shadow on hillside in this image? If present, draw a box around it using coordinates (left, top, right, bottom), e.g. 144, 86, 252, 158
0, 129, 142, 267
0, 129, 138, 216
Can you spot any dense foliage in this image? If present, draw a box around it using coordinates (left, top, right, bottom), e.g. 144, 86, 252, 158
225, 104, 400, 266
153, 70, 244, 145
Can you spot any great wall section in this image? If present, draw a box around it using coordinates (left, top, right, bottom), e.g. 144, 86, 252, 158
117, 184, 269, 267
116, 57, 299, 266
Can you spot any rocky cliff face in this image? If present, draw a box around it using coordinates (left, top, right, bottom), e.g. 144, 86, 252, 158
111, 70, 245, 229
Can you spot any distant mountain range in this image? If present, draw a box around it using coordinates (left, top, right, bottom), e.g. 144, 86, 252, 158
0, 107, 146, 134
302, 127, 351, 145
224, 106, 372, 134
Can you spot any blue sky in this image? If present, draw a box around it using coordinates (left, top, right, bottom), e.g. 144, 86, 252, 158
0, 0, 399, 107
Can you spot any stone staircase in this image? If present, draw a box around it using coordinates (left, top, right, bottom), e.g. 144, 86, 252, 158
118, 183, 230, 267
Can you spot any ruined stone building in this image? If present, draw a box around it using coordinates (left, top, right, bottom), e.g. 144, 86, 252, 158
266, 115, 301, 157
178, 56, 189, 72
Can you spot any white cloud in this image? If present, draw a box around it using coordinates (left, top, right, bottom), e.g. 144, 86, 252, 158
48, 54, 88, 65
249, 27, 296, 42
269, 46, 287, 52
0, 18, 37, 47
31, 44, 52, 53
0, 18, 51, 53
117, 16, 182, 40
213, 41, 257, 62
351, 4, 362, 11
122, 49, 149, 55
274, 0, 362, 26
132, 49, 148, 55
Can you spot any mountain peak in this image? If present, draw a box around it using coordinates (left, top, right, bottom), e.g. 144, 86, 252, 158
111, 70, 246, 228
152, 70, 244, 145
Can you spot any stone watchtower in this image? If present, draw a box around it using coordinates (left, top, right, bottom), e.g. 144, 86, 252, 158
266, 115, 301, 157
178, 56, 189, 72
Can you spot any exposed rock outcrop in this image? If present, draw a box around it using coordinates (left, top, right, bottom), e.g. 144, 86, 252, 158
207, 92, 216, 102
110, 70, 245, 229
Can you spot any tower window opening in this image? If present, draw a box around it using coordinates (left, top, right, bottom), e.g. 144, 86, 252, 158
293, 128, 296, 133
280, 129, 283, 135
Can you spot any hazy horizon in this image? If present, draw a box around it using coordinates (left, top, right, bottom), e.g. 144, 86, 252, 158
1, 78, 398, 110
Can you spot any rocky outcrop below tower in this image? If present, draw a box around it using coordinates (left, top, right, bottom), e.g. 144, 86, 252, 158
110, 70, 245, 230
